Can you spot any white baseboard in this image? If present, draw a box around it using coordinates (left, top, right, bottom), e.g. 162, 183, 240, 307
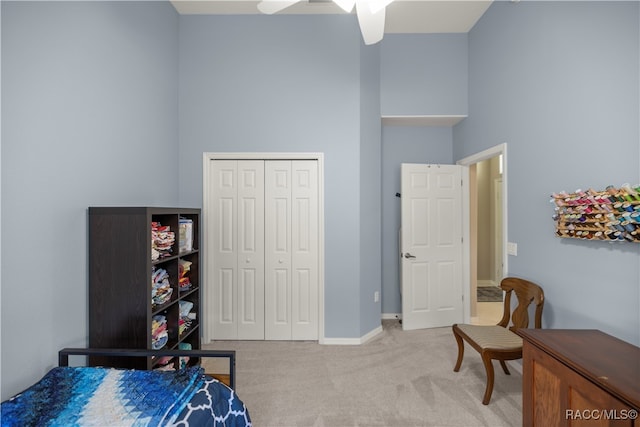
361, 325, 383, 344
322, 324, 383, 345
382, 313, 401, 320
322, 337, 361, 345
477, 280, 497, 287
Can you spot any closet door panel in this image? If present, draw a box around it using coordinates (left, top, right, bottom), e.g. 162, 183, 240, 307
294, 268, 311, 323
211, 161, 238, 340
219, 268, 234, 323
265, 161, 292, 340
274, 269, 290, 323
291, 161, 319, 340
237, 161, 265, 340
210, 158, 319, 341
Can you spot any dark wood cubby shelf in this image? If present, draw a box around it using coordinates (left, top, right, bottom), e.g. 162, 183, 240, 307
88, 207, 201, 370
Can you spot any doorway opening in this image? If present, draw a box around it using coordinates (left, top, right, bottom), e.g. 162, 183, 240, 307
458, 144, 507, 325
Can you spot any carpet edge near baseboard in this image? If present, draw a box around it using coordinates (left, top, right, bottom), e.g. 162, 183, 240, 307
322, 325, 384, 345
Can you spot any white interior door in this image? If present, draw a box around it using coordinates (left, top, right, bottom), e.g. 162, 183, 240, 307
237, 161, 265, 339
209, 158, 319, 341
401, 163, 464, 330
210, 160, 238, 339
494, 178, 503, 284
265, 160, 319, 340
264, 161, 292, 340
291, 161, 319, 340
210, 160, 265, 340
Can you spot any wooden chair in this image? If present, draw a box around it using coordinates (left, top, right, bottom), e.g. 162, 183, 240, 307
452, 277, 544, 405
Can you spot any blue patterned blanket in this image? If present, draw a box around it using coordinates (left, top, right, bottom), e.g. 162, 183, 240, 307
1, 366, 251, 427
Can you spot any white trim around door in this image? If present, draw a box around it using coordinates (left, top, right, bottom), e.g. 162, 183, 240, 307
457, 143, 508, 325
202, 152, 326, 344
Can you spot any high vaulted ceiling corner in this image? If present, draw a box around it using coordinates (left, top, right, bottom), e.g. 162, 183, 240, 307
170, 0, 493, 34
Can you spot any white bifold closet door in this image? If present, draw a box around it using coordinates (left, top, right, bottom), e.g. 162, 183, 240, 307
210, 159, 318, 341
211, 160, 265, 340
264, 160, 318, 340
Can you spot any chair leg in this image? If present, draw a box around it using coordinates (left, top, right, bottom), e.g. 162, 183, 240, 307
452, 326, 464, 372
499, 360, 510, 375
481, 353, 495, 405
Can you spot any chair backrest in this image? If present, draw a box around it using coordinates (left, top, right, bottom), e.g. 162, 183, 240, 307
497, 277, 544, 331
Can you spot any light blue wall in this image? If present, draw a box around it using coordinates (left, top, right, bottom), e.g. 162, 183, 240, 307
381, 126, 454, 315
359, 42, 382, 336
379, 33, 464, 315
454, 1, 640, 345
177, 15, 367, 339
1, 1, 179, 399
3, 0, 638, 402
380, 33, 468, 116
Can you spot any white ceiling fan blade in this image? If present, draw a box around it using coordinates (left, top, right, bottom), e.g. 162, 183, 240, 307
367, 0, 393, 14
332, 0, 356, 13
257, 0, 302, 15
355, 0, 385, 45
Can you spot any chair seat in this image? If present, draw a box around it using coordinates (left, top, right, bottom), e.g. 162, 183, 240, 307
456, 324, 522, 351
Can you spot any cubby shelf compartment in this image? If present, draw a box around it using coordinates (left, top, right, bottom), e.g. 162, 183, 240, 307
551, 185, 640, 242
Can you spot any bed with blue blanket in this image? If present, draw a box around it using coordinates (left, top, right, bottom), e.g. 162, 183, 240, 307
0, 348, 251, 427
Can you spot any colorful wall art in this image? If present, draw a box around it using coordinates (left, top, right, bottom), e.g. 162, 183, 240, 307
551, 184, 640, 242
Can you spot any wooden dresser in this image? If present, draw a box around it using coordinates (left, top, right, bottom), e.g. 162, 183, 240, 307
518, 329, 640, 426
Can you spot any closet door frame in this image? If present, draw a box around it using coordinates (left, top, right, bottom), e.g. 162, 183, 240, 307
202, 152, 325, 344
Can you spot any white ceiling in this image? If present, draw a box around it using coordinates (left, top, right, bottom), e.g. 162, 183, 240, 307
170, 0, 493, 34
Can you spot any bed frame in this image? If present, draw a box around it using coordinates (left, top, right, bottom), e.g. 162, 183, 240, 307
58, 348, 236, 389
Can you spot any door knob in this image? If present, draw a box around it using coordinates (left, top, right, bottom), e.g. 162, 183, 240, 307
404, 253, 416, 259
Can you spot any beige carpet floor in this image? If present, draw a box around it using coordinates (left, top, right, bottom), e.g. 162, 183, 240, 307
203, 320, 522, 427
